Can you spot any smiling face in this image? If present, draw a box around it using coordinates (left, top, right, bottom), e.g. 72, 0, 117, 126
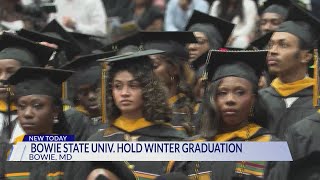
17, 95, 58, 135
112, 71, 143, 117
215, 77, 255, 130
0, 59, 21, 100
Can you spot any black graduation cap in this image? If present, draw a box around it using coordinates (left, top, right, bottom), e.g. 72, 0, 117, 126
258, 0, 289, 16
102, 31, 196, 51
191, 47, 245, 70
90, 161, 136, 180
276, 0, 320, 49
0, 31, 56, 67
98, 49, 165, 63
205, 50, 268, 85
69, 32, 106, 54
185, 10, 235, 47
60, 51, 116, 70
60, 51, 117, 89
42, 19, 82, 59
17, 29, 71, 52
8, 67, 73, 98
249, 32, 273, 50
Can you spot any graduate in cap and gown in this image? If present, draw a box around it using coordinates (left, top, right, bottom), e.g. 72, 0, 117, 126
86, 50, 187, 179
0, 31, 57, 143
185, 10, 235, 66
3, 67, 73, 179
284, 37, 320, 179
174, 50, 285, 180
103, 31, 198, 135
258, 0, 289, 36
259, 0, 320, 139
60, 51, 116, 136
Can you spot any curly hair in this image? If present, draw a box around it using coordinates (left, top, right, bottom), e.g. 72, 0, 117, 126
160, 54, 196, 118
105, 57, 172, 124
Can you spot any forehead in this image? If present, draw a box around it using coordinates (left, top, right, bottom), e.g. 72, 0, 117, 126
193, 32, 207, 39
261, 12, 283, 20
0, 59, 21, 67
218, 76, 252, 88
270, 32, 300, 43
18, 94, 53, 102
113, 71, 135, 81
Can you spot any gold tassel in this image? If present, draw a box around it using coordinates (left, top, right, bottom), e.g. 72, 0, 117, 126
62, 81, 69, 111
101, 62, 108, 124
313, 48, 319, 107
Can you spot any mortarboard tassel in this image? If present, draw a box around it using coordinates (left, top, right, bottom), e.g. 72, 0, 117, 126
101, 62, 108, 124
312, 48, 319, 107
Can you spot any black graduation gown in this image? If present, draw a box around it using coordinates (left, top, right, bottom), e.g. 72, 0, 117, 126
86, 123, 187, 179
171, 95, 195, 136
2, 138, 65, 180
285, 112, 320, 180
258, 86, 317, 139
64, 108, 90, 141
174, 125, 287, 180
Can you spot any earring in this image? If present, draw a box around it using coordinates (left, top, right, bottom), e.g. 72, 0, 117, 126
249, 106, 254, 117
53, 116, 59, 123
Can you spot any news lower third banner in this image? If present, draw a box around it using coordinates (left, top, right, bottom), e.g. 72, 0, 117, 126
8, 135, 292, 161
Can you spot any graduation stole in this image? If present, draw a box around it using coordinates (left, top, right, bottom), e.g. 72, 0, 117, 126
271, 77, 314, 97
214, 123, 271, 178
168, 93, 185, 107
7, 135, 64, 180
0, 100, 16, 112
75, 105, 89, 115
113, 116, 154, 133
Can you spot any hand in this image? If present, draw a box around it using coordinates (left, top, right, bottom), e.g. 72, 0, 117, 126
62, 16, 76, 29
39, 41, 58, 49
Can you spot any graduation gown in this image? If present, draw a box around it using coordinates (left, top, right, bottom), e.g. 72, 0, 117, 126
175, 123, 286, 180
285, 112, 320, 180
74, 105, 106, 136
3, 135, 65, 180
258, 86, 317, 139
0, 101, 17, 143
169, 94, 195, 135
64, 108, 91, 141
87, 116, 187, 179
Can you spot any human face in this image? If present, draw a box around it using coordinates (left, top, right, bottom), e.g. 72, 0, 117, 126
77, 84, 100, 117
17, 95, 58, 135
215, 77, 254, 130
187, 32, 210, 62
260, 13, 283, 35
150, 55, 173, 87
266, 32, 305, 76
112, 71, 143, 117
0, 59, 21, 100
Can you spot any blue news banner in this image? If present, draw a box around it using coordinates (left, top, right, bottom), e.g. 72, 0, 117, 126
8, 135, 292, 161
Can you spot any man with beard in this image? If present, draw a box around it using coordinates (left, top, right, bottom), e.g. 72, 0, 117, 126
259, 1, 320, 139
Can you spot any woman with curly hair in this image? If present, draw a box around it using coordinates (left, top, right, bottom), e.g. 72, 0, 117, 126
144, 38, 197, 136
86, 50, 186, 179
